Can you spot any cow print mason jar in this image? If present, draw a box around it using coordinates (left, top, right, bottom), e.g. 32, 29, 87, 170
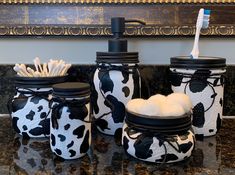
9, 76, 67, 138
122, 110, 195, 163
170, 56, 226, 137
92, 52, 141, 136
50, 82, 91, 160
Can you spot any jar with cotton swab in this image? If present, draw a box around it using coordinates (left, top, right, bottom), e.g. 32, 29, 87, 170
8, 57, 70, 138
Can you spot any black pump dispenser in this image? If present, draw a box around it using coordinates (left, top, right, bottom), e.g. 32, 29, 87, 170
108, 17, 146, 52
96, 17, 145, 64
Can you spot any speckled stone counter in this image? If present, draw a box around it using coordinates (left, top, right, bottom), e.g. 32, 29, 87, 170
0, 116, 234, 175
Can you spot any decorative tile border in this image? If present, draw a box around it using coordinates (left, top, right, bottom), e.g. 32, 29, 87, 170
0, 4, 234, 36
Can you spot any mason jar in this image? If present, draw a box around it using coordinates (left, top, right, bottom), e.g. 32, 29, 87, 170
9, 76, 67, 138
92, 52, 141, 136
50, 82, 91, 159
122, 110, 195, 163
170, 56, 226, 137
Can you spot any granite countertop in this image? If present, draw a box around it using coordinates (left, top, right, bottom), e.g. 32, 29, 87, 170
0, 116, 234, 175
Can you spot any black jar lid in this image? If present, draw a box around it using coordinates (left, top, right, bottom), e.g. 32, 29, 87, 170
125, 110, 192, 135
14, 75, 68, 88
170, 56, 226, 70
96, 52, 139, 64
52, 82, 90, 98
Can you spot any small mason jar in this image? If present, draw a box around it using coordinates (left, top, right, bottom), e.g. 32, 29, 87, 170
50, 82, 91, 160
122, 110, 195, 163
9, 76, 67, 138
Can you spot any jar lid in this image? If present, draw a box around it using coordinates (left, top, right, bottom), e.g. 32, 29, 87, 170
170, 56, 226, 69
14, 75, 68, 88
125, 110, 192, 134
52, 82, 90, 98
96, 52, 139, 64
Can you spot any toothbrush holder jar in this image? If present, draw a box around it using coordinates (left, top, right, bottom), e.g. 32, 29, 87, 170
50, 82, 91, 160
170, 56, 226, 137
9, 76, 67, 138
122, 110, 195, 163
92, 53, 141, 136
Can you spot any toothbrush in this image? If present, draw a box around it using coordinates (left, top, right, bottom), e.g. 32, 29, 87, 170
190, 8, 211, 59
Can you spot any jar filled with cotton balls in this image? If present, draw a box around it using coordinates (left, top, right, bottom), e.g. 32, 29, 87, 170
122, 93, 195, 164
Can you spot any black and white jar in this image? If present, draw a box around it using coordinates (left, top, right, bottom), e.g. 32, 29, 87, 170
9, 76, 67, 138
50, 82, 91, 159
170, 56, 226, 137
122, 110, 195, 163
92, 53, 141, 135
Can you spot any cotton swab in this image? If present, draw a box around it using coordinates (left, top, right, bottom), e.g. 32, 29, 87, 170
14, 57, 71, 77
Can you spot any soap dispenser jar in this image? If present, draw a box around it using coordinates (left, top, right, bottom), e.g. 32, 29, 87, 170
92, 17, 145, 136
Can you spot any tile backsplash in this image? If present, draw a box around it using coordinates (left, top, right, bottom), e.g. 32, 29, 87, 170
1, 64, 234, 116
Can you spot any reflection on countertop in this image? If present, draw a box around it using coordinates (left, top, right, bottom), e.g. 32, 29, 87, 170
0, 116, 234, 175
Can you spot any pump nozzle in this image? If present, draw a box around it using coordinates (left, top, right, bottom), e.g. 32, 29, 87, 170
109, 17, 146, 52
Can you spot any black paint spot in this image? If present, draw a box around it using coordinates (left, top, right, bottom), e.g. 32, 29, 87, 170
216, 113, 222, 133
98, 70, 114, 93
55, 148, 62, 155
132, 70, 141, 99
67, 141, 74, 148
51, 134, 56, 146
209, 129, 214, 133
155, 154, 179, 163
39, 118, 50, 135
134, 135, 153, 159
38, 105, 43, 112
104, 95, 125, 123
73, 125, 85, 139
11, 96, 28, 112
27, 158, 36, 168
64, 124, 70, 130
22, 125, 28, 131
220, 76, 224, 87
69, 149, 76, 157
219, 98, 223, 106
189, 70, 211, 93
68, 105, 88, 121
123, 136, 129, 152
169, 72, 183, 87
211, 93, 217, 99
40, 112, 47, 119
122, 86, 130, 97
30, 96, 41, 104
80, 130, 90, 153
192, 103, 205, 128
12, 117, 20, 133
95, 119, 110, 131
121, 71, 129, 84
29, 127, 44, 136
58, 134, 66, 142
26, 110, 35, 121
213, 78, 220, 86
179, 141, 193, 153
29, 118, 50, 136
91, 82, 99, 115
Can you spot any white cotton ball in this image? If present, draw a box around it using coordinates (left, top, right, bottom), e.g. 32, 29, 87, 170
137, 100, 161, 116
167, 93, 192, 113
148, 94, 167, 107
126, 98, 146, 114
160, 101, 185, 117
